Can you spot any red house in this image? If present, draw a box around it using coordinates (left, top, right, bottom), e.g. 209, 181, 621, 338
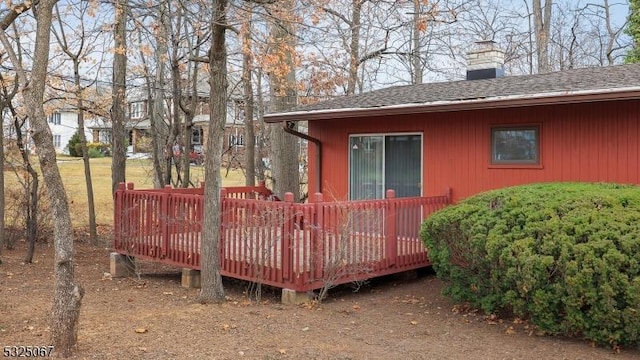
264, 42, 640, 203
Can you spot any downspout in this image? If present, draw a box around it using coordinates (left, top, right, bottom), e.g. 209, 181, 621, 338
282, 121, 322, 194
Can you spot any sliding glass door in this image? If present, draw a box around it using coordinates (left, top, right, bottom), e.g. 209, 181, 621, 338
349, 134, 422, 200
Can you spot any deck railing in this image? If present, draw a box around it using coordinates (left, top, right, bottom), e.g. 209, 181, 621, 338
114, 183, 450, 292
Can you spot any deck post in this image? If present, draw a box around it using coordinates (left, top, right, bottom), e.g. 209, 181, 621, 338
282, 193, 294, 284
385, 189, 397, 266
312, 193, 324, 280
110, 252, 135, 277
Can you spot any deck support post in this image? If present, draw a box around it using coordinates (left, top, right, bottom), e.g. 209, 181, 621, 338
110, 253, 136, 277
281, 288, 313, 305
181, 268, 201, 288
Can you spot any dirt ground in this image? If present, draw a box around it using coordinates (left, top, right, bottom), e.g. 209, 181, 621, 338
2, 239, 639, 360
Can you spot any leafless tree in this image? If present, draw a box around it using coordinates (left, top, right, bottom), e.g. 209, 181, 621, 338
51, 1, 104, 244
112, 0, 128, 195
533, 0, 552, 73
0, 0, 83, 355
197, 0, 227, 303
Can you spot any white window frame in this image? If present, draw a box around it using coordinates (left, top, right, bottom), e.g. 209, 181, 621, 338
53, 134, 62, 148
48, 112, 61, 125
348, 132, 423, 200
130, 102, 143, 119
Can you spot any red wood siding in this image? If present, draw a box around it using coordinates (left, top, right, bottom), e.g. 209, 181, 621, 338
308, 99, 640, 202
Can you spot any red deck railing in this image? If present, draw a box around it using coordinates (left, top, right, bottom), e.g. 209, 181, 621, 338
114, 182, 450, 292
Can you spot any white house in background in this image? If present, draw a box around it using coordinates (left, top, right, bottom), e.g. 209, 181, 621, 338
47, 106, 95, 154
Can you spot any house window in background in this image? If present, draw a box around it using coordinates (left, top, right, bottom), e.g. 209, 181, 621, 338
349, 134, 422, 200
191, 127, 203, 145
491, 126, 540, 164
48, 112, 61, 125
229, 134, 245, 147
53, 135, 62, 149
130, 102, 143, 119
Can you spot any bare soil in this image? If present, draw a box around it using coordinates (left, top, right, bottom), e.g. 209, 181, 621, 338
2, 239, 639, 360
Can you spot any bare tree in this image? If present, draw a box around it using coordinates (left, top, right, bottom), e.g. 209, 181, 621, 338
0, 0, 83, 355
533, 0, 552, 73
0, 72, 18, 264
112, 0, 128, 195
51, 1, 101, 243
241, 5, 257, 186
266, 0, 301, 201
197, 0, 227, 303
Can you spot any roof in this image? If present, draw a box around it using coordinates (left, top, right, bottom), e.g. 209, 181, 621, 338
264, 64, 640, 123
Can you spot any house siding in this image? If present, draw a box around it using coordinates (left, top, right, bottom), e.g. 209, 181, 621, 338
308, 99, 640, 202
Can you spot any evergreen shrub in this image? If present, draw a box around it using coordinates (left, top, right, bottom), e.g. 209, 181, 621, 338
420, 183, 640, 348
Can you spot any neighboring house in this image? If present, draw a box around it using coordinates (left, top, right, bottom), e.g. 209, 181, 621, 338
47, 107, 95, 154
263, 41, 640, 203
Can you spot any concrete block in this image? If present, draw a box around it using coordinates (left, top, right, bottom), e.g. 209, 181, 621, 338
281, 288, 313, 305
394, 269, 419, 281
110, 253, 135, 277
181, 268, 201, 288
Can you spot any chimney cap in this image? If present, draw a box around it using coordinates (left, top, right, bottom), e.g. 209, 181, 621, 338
466, 41, 505, 80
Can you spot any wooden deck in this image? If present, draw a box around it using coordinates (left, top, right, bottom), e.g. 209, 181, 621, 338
114, 183, 450, 292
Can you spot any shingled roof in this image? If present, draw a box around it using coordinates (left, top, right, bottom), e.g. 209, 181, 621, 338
264, 64, 640, 123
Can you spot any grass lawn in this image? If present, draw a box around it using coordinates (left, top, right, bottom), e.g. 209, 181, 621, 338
5, 156, 246, 228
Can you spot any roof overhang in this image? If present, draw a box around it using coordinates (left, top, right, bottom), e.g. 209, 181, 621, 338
263, 87, 640, 123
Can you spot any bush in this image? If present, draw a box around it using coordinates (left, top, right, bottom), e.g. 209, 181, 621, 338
66, 132, 110, 158
420, 183, 640, 348
67, 131, 82, 157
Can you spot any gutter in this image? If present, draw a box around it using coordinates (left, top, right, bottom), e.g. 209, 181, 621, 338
282, 121, 322, 194
264, 87, 640, 123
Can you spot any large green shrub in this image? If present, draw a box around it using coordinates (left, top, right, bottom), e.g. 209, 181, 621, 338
66, 131, 110, 158
420, 183, 640, 348
66, 131, 82, 157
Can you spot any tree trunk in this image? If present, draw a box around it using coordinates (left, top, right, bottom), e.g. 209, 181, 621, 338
73, 62, 98, 244
0, 104, 4, 264
0, 0, 84, 355
242, 10, 256, 187
412, 0, 423, 85
347, 0, 362, 95
197, 0, 227, 303
111, 0, 127, 195
10, 112, 38, 263
533, 0, 553, 73
268, 0, 300, 201
24, 171, 38, 264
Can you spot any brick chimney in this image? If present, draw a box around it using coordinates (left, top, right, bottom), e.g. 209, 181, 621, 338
466, 40, 505, 80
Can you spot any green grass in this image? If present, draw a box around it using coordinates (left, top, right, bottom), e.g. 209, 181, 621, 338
5, 157, 247, 228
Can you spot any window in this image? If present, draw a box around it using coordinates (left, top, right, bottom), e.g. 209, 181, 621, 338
229, 134, 245, 147
53, 134, 62, 149
130, 102, 143, 119
48, 112, 61, 125
491, 126, 539, 164
349, 134, 422, 200
99, 130, 111, 143
191, 127, 203, 145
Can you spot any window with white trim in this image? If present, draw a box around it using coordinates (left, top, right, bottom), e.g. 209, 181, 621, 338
53, 134, 62, 149
48, 112, 61, 125
130, 102, 144, 119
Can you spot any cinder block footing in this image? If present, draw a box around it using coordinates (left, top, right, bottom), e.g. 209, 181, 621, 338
394, 269, 419, 281
281, 288, 313, 305
181, 268, 201, 288
110, 253, 135, 277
